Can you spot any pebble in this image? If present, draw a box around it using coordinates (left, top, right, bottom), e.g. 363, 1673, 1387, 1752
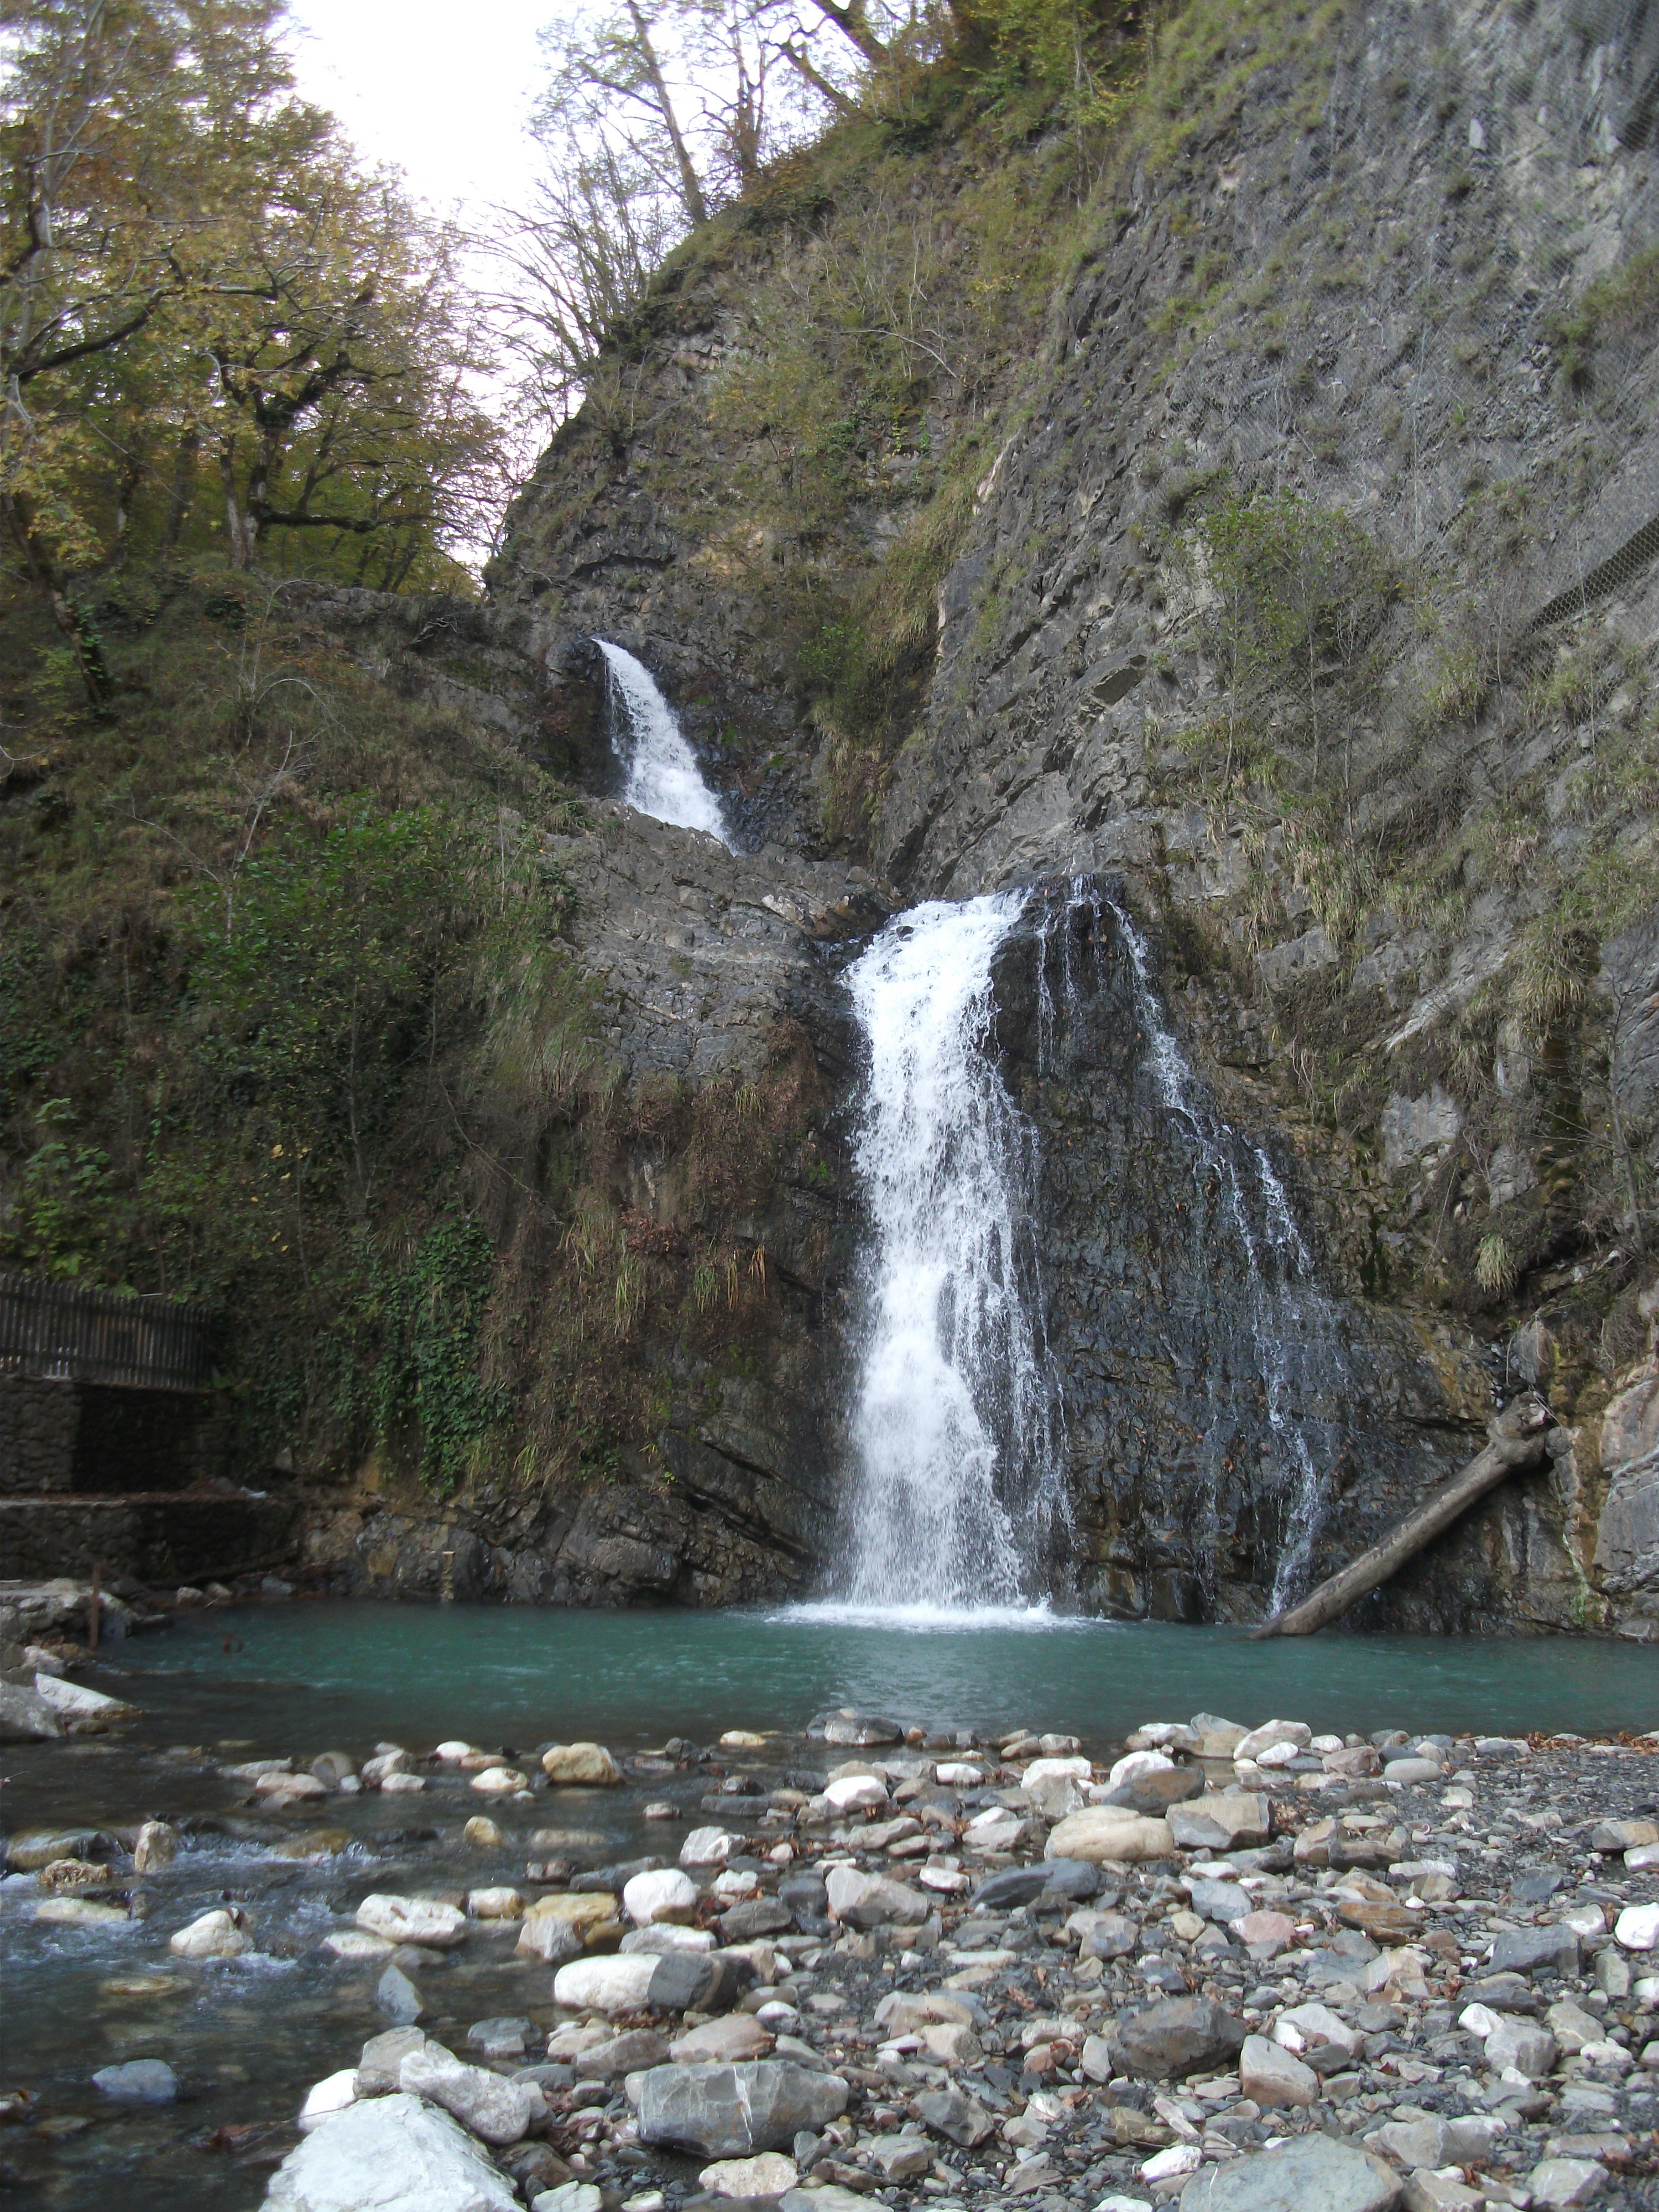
91, 2059, 178, 2103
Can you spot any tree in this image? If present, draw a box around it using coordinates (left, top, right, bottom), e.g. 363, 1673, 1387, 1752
537, 1, 710, 229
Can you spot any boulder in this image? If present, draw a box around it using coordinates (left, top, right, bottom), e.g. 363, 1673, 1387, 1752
265, 2090, 519, 2211
719, 1898, 794, 1942
299, 2070, 359, 2133
1526, 2160, 1607, 2210
170, 1907, 252, 1959
92, 2059, 178, 2103
913, 2085, 997, 2148
700, 2154, 800, 2198
516, 1908, 584, 1965
624, 1869, 697, 1925
399, 2043, 539, 2145
1489, 1924, 1580, 1976
1186, 1879, 1251, 1924
1117, 1997, 1246, 2081
1233, 1721, 1310, 1761
467, 1888, 524, 1921
0, 1683, 64, 1741
575, 2028, 669, 2077
645, 1950, 754, 2015
32, 1673, 134, 1726
1176, 2133, 1402, 2211
1239, 2034, 1317, 2108
552, 1954, 659, 2013
1020, 1756, 1093, 1817
1616, 1903, 1659, 1950
823, 1775, 888, 1812
1166, 1793, 1271, 1851
824, 1866, 928, 1927
681, 1827, 737, 1867
541, 1743, 622, 1786
356, 2027, 427, 2095
634, 2061, 847, 2157
822, 1714, 900, 1746
375, 1965, 427, 2024
133, 1820, 178, 1872
671, 2014, 773, 2064
1045, 1808, 1174, 1863
1077, 1908, 1140, 1959
355, 1895, 466, 1949
1098, 1765, 1206, 1814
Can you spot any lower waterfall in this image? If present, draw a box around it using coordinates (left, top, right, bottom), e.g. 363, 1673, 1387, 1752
838, 895, 1067, 1614
594, 638, 731, 845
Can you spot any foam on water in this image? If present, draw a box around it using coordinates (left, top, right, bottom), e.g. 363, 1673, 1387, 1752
594, 638, 731, 843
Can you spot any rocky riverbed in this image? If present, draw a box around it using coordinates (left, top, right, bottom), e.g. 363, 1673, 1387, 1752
8, 1638, 1659, 2212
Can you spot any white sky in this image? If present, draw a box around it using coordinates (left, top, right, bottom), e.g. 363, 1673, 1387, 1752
284, 1, 550, 223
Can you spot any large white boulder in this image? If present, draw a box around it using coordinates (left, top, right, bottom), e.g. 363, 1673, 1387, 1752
552, 1954, 660, 2013
264, 2090, 519, 2211
170, 1908, 252, 1959
355, 1895, 467, 1949
32, 1673, 135, 1726
624, 1868, 698, 1925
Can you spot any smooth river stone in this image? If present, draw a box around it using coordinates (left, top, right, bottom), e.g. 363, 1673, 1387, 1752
354, 1895, 467, 1949
266, 2091, 519, 2212
541, 1743, 622, 1786
552, 1954, 659, 2013
625, 1869, 698, 1925
1045, 1808, 1174, 1863
633, 2060, 848, 2156
1177, 2133, 1401, 2211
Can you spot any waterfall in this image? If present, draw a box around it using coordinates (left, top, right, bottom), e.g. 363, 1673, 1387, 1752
839, 894, 1067, 1614
1040, 880, 1343, 1612
594, 639, 731, 845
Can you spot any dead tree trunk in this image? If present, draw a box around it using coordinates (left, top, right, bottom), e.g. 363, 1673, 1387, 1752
1251, 1393, 1553, 1639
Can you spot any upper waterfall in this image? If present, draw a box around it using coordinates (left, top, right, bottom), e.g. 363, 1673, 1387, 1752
838, 894, 1066, 1615
594, 639, 732, 846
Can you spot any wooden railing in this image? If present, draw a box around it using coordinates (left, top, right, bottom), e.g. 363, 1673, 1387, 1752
0, 1273, 214, 1392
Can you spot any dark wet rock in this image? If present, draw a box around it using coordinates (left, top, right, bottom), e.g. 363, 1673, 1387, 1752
1117, 1996, 1248, 2081
645, 1950, 755, 2014
719, 1897, 794, 1940
576, 2028, 669, 2077
914, 2085, 997, 2148
1488, 1924, 1582, 1977
822, 1714, 901, 1747
634, 2060, 848, 2157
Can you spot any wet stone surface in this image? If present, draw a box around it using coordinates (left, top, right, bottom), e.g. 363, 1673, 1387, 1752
9, 1665, 1659, 2212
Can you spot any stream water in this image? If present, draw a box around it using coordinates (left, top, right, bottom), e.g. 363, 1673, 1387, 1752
4, 1605, 1659, 2209
594, 640, 731, 844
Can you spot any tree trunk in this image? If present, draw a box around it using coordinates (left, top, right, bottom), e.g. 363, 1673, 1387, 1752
781, 40, 864, 117
626, 2, 709, 226
163, 426, 200, 550
1250, 1393, 1553, 1639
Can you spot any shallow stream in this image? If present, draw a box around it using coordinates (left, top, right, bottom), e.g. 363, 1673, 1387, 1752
4, 1601, 1658, 2210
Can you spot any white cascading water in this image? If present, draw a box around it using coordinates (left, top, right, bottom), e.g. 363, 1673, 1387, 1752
594, 639, 731, 844
839, 894, 1066, 1614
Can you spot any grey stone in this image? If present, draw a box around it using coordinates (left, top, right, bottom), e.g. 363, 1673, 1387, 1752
1488, 1924, 1581, 1977
822, 1714, 900, 1747
914, 2085, 997, 2147
399, 2043, 540, 2145
576, 2028, 669, 2077
1186, 1879, 1252, 1924
646, 1950, 753, 2014
356, 2027, 426, 2094
634, 2063, 848, 2157
1178, 2132, 1403, 2210
1117, 1996, 1247, 2080
0, 1682, 64, 1742
375, 1963, 427, 2024
466, 2017, 534, 2060
1080, 1908, 1141, 1959
718, 1897, 794, 1941
1099, 1764, 1207, 1813
92, 2059, 177, 2103
265, 2091, 519, 2211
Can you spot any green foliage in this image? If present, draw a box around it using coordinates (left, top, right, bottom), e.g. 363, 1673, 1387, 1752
1550, 243, 1659, 387
364, 1217, 509, 1490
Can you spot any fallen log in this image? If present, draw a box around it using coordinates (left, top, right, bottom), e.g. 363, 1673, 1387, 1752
1250, 1392, 1554, 1639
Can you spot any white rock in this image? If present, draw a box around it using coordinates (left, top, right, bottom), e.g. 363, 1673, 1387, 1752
469, 1767, 526, 1796
551, 1955, 660, 2013
466, 1888, 523, 1920
624, 1868, 698, 1925
355, 1895, 467, 1949
298, 2070, 358, 2134
1459, 2004, 1501, 2039
824, 1866, 929, 1927
1254, 1740, 1303, 1769
680, 1827, 737, 1867
533, 2189, 603, 2212
399, 2043, 538, 2145
435, 1741, 479, 1761
265, 2089, 519, 2211
934, 1761, 982, 1785
823, 1775, 888, 1812
1138, 2143, 1202, 2183
322, 1931, 395, 1960
1023, 1755, 1094, 1817
169, 1908, 251, 1959
379, 1772, 426, 1794
698, 2154, 799, 2197
1106, 1750, 1173, 1791
360, 1751, 413, 1786
1274, 2002, 1361, 2057
1619, 1905, 1659, 1950
32, 1673, 133, 1723
619, 1924, 716, 1955
1233, 1719, 1311, 1761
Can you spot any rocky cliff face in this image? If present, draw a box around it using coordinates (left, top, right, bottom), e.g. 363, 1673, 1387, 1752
466, 0, 1659, 1631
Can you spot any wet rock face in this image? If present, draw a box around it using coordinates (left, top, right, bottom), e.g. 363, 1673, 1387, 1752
989, 893, 1586, 1627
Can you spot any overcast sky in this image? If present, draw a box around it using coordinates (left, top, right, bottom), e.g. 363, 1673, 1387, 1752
284, 1, 550, 222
